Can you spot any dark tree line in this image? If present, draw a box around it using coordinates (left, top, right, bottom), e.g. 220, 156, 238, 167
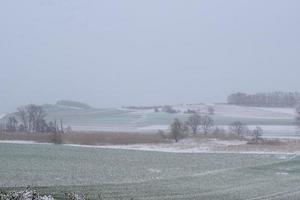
227, 92, 300, 107
0, 104, 64, 134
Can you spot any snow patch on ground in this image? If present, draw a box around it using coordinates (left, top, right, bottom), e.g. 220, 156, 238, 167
276, 172, 289, 176
63, 139, 299, 155
170, 104, 295, 119
148, 168, 161, 173
211, 104, 294, 119
212, 139, 247, 146
1, 139, 300, 155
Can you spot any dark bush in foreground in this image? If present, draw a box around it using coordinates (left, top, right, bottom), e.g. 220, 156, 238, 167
0, 187, 54, 200
0, 188, 91, 200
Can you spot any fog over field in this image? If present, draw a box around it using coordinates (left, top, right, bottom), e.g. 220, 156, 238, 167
1, 0, 300, 113
1, 1, 300, 199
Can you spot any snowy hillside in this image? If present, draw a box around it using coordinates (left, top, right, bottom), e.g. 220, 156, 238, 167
2, 102, 298, 138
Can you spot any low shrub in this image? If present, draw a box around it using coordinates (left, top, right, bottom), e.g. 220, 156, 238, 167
0, 187, 54, 200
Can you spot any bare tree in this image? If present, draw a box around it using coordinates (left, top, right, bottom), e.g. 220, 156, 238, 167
17, 106, 28, 132
229, 121, 249, 138
18, 124, 26, 132
212, 126, 227, 135
60, 118, 64, 133
200, 115, 214, 135
36, 118, 48, 133
17, 104, 47, 133
47, 121, 57, 133
8, 104, 66, 143
49, 118, 64, 144
27, 104, 46, 133
186, 113, 202, 134
252, 126, 263, 143
6, 116, 18, 132
0, 121, 6, 133
170, 118, 186, 142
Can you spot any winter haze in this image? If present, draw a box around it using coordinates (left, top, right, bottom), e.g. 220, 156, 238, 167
1, 0, 300, 113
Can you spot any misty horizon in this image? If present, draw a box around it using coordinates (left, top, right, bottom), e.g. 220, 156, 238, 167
2, 1, 300, 199
2, 90, 300, 114
1, 0, 300, 113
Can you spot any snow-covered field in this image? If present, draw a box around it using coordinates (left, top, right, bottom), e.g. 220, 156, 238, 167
61, 104, 298, 138
1, 104, 299, 199
0, 139, 247, 154
214, 105, 294, 119
173, 104, 295, 119
2, 137, 300, 155
1, 142, 300, 199
1, 104, 297, 138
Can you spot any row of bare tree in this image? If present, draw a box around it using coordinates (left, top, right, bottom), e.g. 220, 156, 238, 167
169, 114, 214, 142
228, 92, 300, 107
169, 113, 263, 143
229, 121, 263, 143
0, 104, 65, 134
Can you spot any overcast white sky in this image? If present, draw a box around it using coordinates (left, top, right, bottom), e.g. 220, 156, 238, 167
0, 0, 300, 112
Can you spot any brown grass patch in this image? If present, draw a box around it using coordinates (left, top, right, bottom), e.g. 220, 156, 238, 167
255, 139, 284, 145
0, 131, 168, 145
62, 131, 167, 145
